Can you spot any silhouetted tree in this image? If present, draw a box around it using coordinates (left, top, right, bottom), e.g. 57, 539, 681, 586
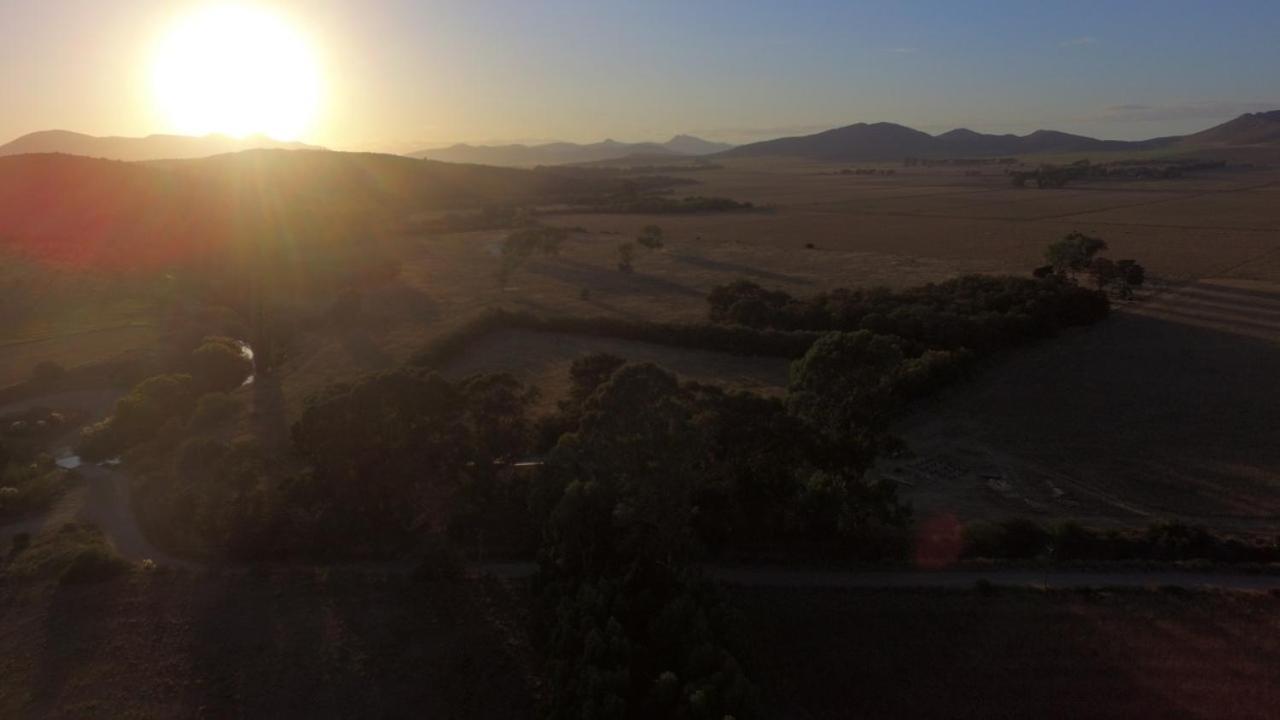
191, 337, 253, 393
787, 330, 905, 470
1045, 232, 1108, 277
636, 224, 664, 250
498, 225, 567, 286
616, 242, 636, 272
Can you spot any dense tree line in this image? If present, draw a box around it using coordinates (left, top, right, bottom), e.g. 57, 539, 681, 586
962, 517, 1280, 564
577, 195, 757, 214
410, 309, 822, 370
707, 273, 1110, 353
77, 337, 251, 461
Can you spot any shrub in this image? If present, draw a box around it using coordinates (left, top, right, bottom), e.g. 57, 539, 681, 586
10, 531, 30, 555
78, 374, 197, 460
60, 547, 131, 585
189, 392, 243, 430
411, 535, 464, 581
707, 274, 1110, 352
191, 337, 252, 393
962, 518, 1050, 559
31, 360, 66, 385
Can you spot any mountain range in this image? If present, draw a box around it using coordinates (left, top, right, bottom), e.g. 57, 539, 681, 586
0, 130, 322, 162
2, 112, 1278, 167
408, 135, 733, 167
720, 111, 1280, 162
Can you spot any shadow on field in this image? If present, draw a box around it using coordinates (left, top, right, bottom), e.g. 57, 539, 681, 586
183, 571, 537, 718
338, 327, 394, 371
15, 572, 540, 718
736, 587, 1280, 720
251, 374, 290, 453
901, 282, 1280, 524
526, 257, 704, 298
670, 253, 814, 285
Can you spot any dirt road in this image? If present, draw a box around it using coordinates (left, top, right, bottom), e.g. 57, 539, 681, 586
474, 562, 1280, 591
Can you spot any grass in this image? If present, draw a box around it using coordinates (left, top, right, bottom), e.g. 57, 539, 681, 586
0, 570, 542, 719
735, 585, 1280, 719
2, 521, 130, 583
0, 464, 71, 524
883, 277, 1280, 532
5, 157, 1280, 527
439, 327, 790, 410
0, 251, 163, 388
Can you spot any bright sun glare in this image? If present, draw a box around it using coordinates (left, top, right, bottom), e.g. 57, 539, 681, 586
151, 4, 321, 141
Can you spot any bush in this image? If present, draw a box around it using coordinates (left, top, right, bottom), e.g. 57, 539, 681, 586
77, 374, 197, 460
189, 392, 243, 430
962, 518, 1050, 559
707, 274, 1109, 351
31, 360, 66, 385
9, 531, 30, 555
60, 547, 131, 585
191, 337, 252, 393
411, 535, 464, 581
409, 309, 821, 370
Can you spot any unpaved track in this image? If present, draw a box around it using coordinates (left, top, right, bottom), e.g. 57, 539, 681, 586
0, 388, 194, 568
474, 562, 1280, 591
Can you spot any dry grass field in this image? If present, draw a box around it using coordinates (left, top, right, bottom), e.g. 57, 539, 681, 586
4, 566, 1275, 720
438, 328, 789, 410
737, 585, 1280, 720
0, 571, 541, 719
0, 254, 162, 388
881, 277, 1280, 531
5, 157, 1279, 530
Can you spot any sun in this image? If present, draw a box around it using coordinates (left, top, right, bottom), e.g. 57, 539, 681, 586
151, 4, 322, 141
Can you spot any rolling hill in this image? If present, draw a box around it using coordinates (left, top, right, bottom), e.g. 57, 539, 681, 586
0, 130, 324, 162
0, 150, 600, 269
410, 135, 733, 167
1179, 110, 1280, 146
717, 111, 1280, 162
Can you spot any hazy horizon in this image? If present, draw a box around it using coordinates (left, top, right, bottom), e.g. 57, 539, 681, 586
4, 0, 1279, 153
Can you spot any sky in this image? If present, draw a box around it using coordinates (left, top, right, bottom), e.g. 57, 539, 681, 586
2, 0, 1279, 152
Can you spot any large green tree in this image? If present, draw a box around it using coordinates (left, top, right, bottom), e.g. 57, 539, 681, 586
787, 330, 906, 465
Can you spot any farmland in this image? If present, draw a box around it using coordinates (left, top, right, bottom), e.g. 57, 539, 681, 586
737, 585, 1280, 720
4, 155, 1280, 535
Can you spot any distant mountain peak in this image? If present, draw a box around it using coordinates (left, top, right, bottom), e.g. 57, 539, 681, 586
720, 120, 1189, 161
410, 134, 734, 167
0, 130, 322, 162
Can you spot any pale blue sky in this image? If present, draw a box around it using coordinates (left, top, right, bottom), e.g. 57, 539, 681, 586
2, 0, 1277, 150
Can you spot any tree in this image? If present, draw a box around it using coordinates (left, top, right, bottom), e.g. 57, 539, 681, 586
458, 372, 538, 474
547, 363, 704, 573
498, 225, 567, 286
616, 242, 636, 272
1114, 259, 1146, 299
1045, 232, 1108, 277
80, 374, 198, 459
636, 224, 664, 250
787, 330, 906, 470
706, 279, 792, 325
540, 365, 764, 719
687, 384, 814, 545
290, 369, 470, 547
191, 337, 253, 393
31, 360, 66, 386
1089, 256, 1118, 290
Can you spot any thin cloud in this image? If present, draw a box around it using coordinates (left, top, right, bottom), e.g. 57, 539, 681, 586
688, 124, 835, 143
1094, 100, 1280, 122
1059, 36, 1098, 48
